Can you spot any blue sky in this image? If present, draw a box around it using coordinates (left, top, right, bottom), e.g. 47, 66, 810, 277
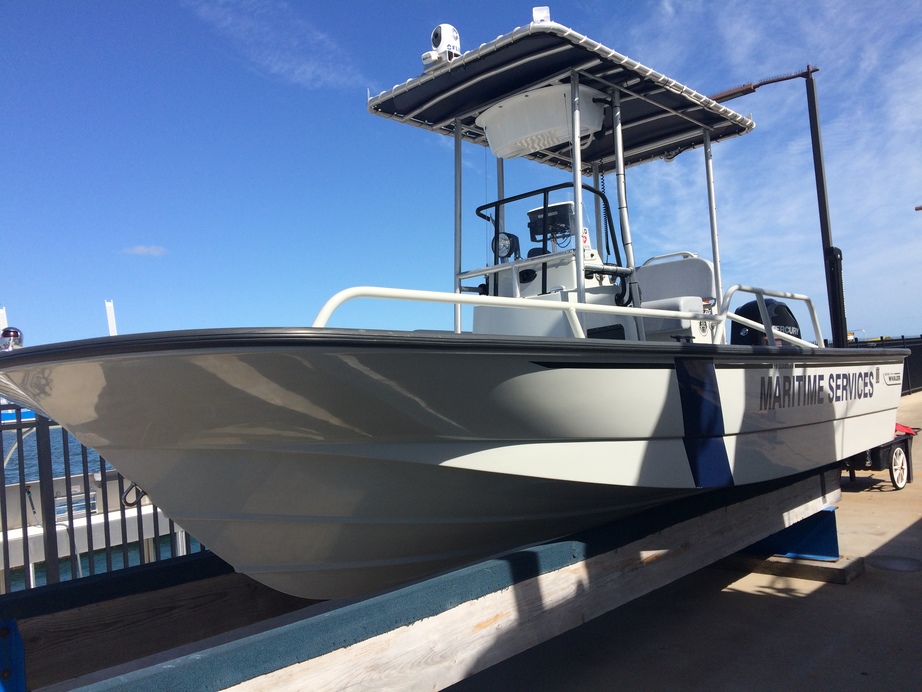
2, 1, 920, 345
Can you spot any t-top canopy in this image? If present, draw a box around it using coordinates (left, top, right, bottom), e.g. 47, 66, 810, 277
368, 20, 754, 173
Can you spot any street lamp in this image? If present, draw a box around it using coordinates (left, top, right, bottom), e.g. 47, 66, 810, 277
710, 67, 848, 348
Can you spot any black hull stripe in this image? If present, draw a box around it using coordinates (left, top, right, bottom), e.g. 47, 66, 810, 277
675, 357, 733, 488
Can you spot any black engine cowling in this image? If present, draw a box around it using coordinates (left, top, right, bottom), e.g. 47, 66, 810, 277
730, 298, 801, 346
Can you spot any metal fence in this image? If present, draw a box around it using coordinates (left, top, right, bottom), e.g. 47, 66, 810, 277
853, 335, 922, 395
1, 403, 203, 594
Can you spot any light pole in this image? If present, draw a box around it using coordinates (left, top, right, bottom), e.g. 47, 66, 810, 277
711, 67, 848, 348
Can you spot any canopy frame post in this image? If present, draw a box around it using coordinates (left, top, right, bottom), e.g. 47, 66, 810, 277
612, 89, 635, 271
570, 72, 587, 306
453, 119, 463, 333
703, 129, 723, 314
611, 89, 644, 339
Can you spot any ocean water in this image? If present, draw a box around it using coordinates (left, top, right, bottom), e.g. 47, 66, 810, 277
2, 423, 111, 485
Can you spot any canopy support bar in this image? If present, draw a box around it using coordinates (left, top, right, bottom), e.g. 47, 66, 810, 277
497, 156, 505, 246
612, 89, 643, 339
571, 72, 587, 306
612, 90, 635, 270
703, 130, 723, 314
453, 119, 463, 333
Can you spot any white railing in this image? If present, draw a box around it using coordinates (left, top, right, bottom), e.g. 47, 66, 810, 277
312, 284, 825, 347
457, 250, 634, 282
716, 285, 824, 347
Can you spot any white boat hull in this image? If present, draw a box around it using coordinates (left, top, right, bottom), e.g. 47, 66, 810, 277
0, 329, 906, 597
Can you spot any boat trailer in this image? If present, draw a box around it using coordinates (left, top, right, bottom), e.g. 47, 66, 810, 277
843, 425, 916, 490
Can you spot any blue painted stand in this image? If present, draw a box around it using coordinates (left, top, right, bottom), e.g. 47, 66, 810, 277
747, 506, 839, 561
0, 620, 25, 692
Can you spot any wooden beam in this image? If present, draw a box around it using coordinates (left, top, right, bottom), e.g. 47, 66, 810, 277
18, 573, 312, 688
64, 468, 841, 689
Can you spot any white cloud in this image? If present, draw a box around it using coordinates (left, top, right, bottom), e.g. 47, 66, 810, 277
122, 245, 167, 257
584, 0, 922, 338
184, 0, 366, 89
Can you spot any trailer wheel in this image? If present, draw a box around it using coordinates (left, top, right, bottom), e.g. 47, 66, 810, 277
889, 445, 909, 490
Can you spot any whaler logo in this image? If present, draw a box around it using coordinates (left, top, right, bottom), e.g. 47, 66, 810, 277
884, 372, 902, 386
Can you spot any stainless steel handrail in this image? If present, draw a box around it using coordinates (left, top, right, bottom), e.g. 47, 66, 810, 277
312, 284, 825, 348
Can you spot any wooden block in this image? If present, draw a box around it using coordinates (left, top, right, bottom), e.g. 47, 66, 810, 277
717, 554, 865, 585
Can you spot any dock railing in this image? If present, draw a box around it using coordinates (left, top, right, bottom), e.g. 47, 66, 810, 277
0, 403, 202, 594
852, 334, 922, 396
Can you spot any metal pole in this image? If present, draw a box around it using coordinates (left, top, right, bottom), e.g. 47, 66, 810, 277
570, 73, 586, 304
707, 67, 848, 347
612, 90, 635, 270
36, 415, 61, 585
592, 163, 604, 255
497, 156, 505, 234
454, 119, 463, 333
703, 130, 723, 311
806, 69, 847, 347
612, 89, 644, 337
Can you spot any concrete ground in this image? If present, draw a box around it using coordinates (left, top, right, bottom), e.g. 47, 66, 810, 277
451, 393, 922, 691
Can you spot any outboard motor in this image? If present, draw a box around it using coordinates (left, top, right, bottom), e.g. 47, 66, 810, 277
730, 299, 801, 346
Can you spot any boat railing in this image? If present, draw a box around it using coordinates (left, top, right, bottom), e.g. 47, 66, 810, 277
312, 284, 822, 347
473, 182, 623, 268
457, 251, 632, 300
458, 252, 634, 281
468, 182, 627, 301
717, 284, 825, 347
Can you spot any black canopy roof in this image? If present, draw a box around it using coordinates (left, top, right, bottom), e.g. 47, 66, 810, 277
368, 21, 754, 173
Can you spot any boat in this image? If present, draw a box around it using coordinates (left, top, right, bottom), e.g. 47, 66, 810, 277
0, 9, 907, 599
2, 328, 34, 423
0, 402, 34, 425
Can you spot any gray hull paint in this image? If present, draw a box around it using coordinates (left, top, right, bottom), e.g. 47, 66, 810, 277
0, 329, 906, 597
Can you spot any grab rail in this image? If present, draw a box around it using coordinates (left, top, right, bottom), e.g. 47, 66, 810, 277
314, 286, 718, 340
717, 284, 824, 347
312, 284, 825, 348
457, 250, 633, 288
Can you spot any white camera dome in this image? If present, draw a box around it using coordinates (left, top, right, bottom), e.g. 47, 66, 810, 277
422, 23, 461, 71
431, 24, 460, 54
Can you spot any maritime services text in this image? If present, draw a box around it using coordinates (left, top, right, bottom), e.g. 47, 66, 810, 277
759, 370, 877, 411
